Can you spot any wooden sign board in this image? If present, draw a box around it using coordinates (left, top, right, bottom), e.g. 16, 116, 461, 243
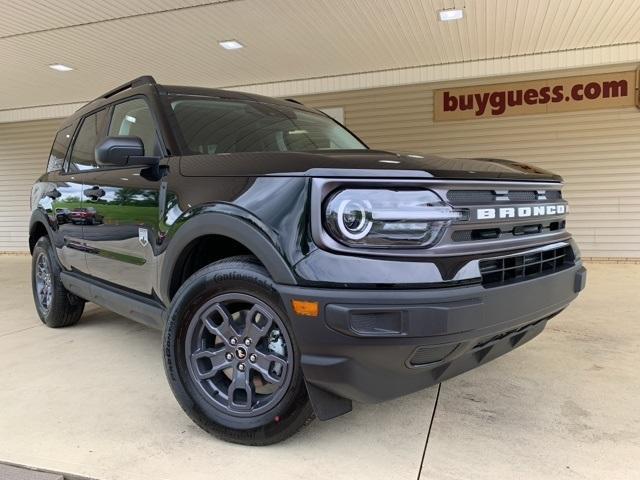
434, 70, 637, 122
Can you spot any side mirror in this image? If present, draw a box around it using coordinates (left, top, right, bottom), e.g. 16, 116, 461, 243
95, 136, 159, 167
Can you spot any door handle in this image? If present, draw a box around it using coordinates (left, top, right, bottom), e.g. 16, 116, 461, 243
84, 186, 106, 200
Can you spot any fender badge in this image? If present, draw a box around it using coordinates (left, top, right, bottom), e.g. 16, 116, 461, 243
138, 227, 149, 247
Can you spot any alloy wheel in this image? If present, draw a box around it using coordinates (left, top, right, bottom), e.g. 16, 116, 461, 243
185, 293, 293, 417
35, 252, 53, 314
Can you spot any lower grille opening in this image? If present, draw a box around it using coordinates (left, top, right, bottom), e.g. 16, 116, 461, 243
479, 246, 574, 287
513, 224, 542, 236
452, 220, 566, 242
408, 344, 458, 366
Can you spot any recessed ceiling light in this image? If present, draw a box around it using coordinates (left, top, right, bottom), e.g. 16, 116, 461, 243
438, 9, 464, 21
218, 40, 244, 50
49, 63, 74, 72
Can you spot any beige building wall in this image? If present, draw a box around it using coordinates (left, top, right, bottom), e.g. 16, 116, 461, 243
298, 66, 640, 260
0, 119, 60, 252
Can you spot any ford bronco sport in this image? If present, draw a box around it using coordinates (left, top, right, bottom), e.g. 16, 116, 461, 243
30, 76, 586, 445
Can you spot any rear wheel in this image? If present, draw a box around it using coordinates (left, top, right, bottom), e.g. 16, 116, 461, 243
31, 236, 84, 328
163, 256, 314, 445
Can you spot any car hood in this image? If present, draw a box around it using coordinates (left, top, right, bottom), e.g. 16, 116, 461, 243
179, 149, 562, 182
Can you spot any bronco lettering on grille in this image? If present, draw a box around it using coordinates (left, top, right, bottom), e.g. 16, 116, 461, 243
476, 204, 567, 220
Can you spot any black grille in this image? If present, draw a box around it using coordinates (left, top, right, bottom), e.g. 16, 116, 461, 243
479, 246, 574, 287
447, 189, 562, 205
452, 228, 501, 242
507, 190, 537, 202
447, 190, 495, 204
408, 344, 457, 366
451, 230, 474, 242
546, 190, 562, 200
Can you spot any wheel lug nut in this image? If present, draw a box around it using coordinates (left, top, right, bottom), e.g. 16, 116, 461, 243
225, 353, 233, 361
230, 337, 238, 346
238, 363, 246, 372
249, 354, 257, 363
244, 338, 252, 346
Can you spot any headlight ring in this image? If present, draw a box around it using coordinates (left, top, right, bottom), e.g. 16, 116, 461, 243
336, 198, 373, 240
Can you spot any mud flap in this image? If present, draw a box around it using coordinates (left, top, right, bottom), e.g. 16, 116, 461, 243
305, 381, 353, 421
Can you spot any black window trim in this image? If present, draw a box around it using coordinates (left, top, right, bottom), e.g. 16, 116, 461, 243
105, 94, 166, 162
60, 94, 167, 176
46, 123, 75, 173
61, 106, 109, 175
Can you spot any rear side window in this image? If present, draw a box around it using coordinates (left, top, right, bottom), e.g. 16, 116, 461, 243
67, 109, 108, 172
47, 125, 73, 172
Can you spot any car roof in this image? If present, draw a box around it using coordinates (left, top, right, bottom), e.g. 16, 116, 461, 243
66, 76, 316, 126
160, 85, 309, 110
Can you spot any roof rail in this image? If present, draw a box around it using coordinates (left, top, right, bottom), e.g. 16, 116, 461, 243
101, 75, 157, 99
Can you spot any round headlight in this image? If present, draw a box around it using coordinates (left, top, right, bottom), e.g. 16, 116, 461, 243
337, 199, 372, 240
324, 188, 464, 248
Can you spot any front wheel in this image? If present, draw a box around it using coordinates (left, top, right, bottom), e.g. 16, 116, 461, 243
163, 256, 314, 445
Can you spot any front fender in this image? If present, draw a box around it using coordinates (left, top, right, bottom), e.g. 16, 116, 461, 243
158, 210, 298, 305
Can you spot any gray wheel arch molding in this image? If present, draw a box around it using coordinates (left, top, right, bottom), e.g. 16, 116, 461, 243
159, 211, 298, 305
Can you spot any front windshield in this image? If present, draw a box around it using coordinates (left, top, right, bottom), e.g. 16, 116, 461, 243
170, 97, 366, 155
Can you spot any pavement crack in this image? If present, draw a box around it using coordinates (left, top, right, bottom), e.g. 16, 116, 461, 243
0, 324, 40, 338
416, 383, 442, 480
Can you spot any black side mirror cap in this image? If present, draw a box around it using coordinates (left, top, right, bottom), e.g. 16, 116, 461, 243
95, 136, 159, 167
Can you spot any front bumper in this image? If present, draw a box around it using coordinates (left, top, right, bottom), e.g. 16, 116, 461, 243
276, 262, 586, 415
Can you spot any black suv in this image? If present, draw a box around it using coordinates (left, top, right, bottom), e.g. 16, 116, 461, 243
30, 76, 586, 445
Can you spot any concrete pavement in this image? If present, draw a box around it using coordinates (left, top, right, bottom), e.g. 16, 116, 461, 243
0, 256, 638, 479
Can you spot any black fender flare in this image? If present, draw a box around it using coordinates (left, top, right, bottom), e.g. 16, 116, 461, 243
159, 211, 298, 304
28, 209, 57, 253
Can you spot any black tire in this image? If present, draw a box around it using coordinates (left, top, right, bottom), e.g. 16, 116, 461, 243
31, 236, 85, 328
163, 256, 314, 445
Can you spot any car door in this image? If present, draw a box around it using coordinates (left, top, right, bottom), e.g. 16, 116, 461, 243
32, 123, 86, 271
55, 109, 110, 273
82, 97, 164, 295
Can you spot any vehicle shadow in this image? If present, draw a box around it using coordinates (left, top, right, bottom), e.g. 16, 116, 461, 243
66, 303, 438, 479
